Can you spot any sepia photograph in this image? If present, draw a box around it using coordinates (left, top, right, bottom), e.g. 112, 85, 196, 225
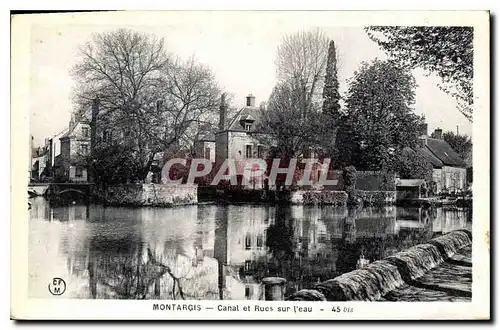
10, 10, 490, 320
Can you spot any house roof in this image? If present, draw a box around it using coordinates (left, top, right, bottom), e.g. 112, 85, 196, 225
418, 146, 444, 168
396, 179, 426, 187
60, 120, 90, 140
226, 106, 262, 132
425, 138, 467, 168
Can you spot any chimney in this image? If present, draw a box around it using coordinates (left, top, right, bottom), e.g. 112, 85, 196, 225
434, 127, 443, 140
219, 93, 227, 131
246, 94, 256, 107
418, 123, 428, 147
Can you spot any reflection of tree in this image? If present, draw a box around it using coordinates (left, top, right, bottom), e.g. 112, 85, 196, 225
87, 234, 220, 299
266, 206, 296, 281
334, 208, 359, 275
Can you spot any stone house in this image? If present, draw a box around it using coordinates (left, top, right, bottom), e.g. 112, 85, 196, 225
58, 118, 91, 182
193, 132, 216, 163
214, 94, 269, 188
418, 126, 467, 194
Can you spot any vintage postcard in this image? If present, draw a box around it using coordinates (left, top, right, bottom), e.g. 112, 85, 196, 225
11, 10, 490, 320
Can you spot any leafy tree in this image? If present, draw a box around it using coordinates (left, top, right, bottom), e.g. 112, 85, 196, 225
335, 59, 425, 170
365, 26, 473, 122
438, 131, 472, 161
389, 148, 433, 181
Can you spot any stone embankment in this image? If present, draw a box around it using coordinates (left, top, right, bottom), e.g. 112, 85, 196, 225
97, 184, 198, 207
287, 229, 472, 302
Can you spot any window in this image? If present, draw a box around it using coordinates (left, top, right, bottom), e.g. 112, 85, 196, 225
81, 144, 89, 155
257, 145, 264, 158
256, 234, 263, 248
245, 234, 251, 250
204, 147, 211, 160
82, 127, 89, 138
75, 166, 83, 178
245, 145, 252, 158
244, 123, 252, 131
245, 286, 251, 299
244, 260, 252, 271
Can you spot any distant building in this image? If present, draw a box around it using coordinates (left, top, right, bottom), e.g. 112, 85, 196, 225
47, 128, 70, 180
31, 140, 50, 181
418, 125, 467, 194
58, 116, 91, 182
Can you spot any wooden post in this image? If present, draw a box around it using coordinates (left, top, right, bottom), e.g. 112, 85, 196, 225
261, 277, 286, 301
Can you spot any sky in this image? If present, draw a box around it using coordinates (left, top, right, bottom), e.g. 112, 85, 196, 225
28, 12, 472, 146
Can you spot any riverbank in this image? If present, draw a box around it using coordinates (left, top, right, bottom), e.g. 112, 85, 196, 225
287, 229, 472, 302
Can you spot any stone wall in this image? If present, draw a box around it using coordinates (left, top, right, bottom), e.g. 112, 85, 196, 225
287, 229, 472, 301
99, 184, 198, 207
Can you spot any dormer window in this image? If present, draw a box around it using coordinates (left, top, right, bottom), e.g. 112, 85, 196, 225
82, 127, 89, 138
244, 123, 252, 131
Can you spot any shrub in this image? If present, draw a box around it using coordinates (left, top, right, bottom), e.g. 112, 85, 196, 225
302, 191, 348, 205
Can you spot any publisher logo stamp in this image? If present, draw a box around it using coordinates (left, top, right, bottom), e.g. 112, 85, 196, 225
48, 277, 66, 296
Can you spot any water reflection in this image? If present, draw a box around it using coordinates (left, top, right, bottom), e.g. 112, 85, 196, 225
28, 197, 472, 300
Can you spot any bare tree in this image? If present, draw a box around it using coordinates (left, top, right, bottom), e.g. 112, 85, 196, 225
257, 82, 324, 159
275, 29, 330, 113
71, 29, 221, 182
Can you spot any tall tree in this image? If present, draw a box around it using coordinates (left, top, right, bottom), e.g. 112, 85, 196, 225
365, 26, 473, 122
71, 29, 221, 183
321, 40, 341, 158
335, 59, 425, 170
275, 29, 329, 114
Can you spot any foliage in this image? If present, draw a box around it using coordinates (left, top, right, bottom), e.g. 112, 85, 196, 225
439, 131, 472, 161
256, 82, 324, 158
342, 165, 357, 195
86, 144, 146, 185
71, 29, 221, 183
350, 190, 396, 206
386, 148, 433, 181
301, 191, 348, 205
365, 26, 474, 121
335, 59, 425, 170
321, 40, 341, 157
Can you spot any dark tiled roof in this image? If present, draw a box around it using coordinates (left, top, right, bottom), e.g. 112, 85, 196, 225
425, 138, 467, 168
226, 106, 262, 132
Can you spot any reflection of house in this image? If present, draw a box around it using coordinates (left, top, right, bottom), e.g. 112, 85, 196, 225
59, 117, 91, 182
418, 126, 467, 193
213, 206, 272, 300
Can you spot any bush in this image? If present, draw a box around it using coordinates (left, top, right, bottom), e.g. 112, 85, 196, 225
302, 191, 348, 205
350, 190, 396, 206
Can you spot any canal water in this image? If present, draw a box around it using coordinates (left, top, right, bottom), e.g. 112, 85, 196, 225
28, 197, 472, 300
